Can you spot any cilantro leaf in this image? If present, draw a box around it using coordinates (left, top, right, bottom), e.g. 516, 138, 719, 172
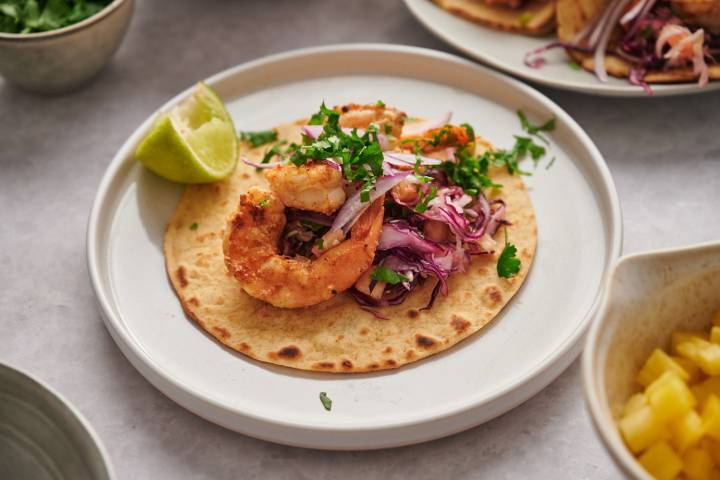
239, 129, 277, 148
497, 231, 521, 278
371, 266, 409, 285
189, 222, 198, 231
376, 100, 385, 107
414, 184, 437, 213
319, 392, 332, 411
0, 0, 112, 34
569, 60, 582, 71
517, 110, 555, 144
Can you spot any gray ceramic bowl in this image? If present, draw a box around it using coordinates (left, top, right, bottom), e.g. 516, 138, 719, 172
0, 0, 133, 94
0, 363, 114, 479
583, 241, 720, 479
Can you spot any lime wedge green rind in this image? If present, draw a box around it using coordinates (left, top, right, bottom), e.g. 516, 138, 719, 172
135, 82, 238, 184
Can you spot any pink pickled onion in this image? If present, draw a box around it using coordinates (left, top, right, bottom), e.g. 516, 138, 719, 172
383, 152, 443, 167
242, 155, 283, 169
330, 172, 411, 234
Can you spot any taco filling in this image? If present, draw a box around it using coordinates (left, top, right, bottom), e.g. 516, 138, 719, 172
529, 0, 720, 92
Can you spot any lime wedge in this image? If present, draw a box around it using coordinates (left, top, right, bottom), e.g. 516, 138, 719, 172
135, 82, 238, 183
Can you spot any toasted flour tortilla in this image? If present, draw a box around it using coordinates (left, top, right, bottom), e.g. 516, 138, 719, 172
434, 0, 556, 35
556, 0, 720, 83
164, 120, 537, 373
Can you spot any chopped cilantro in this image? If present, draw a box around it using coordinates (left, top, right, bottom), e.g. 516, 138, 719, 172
569, 60, 582, 71
371, 266, 409, 285
289, 103, 385, 203
315, 238, 324, 250
376, 100, 385, 107
258, 199, 269, 208
384, 123, 393, 135
641, 26, 654, 40
517, 110, 555, 144
189, 222, 198, 231
319, 392, 332, 411
261, 143, 284, 164
0, 0, 112, 34
497, 230, 521, 278
444, 147, 501, 196
239, 129, 277, 148
414, 184, 438, 213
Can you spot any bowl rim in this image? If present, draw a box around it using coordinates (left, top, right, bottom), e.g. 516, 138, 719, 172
0, 0, 131, 42
582, 240, 720, 480
0, 361, 115, 479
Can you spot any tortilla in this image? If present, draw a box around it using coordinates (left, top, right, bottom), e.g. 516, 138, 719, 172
434, 0, 556, 35
557, 0, 720, 83
164, 121, 537, 373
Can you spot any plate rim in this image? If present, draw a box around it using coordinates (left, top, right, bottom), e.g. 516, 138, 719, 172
86, 43, 623, 446
403, 0, 720, 97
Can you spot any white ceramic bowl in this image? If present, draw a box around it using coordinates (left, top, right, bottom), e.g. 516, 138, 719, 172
584, 241, 720, 478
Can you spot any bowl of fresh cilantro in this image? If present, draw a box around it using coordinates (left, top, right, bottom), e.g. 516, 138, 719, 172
0, 0, 133, 93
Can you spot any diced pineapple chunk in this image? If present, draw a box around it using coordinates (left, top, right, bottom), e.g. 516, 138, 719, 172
623, 393, 649, 417
703, 395, 720, 440
711, 326, 720, 345
697, 345, 720, 376
713, 310, 720, 327
647, 372, 696, 422
692, 378, 720, 408
639, 441, 683, 480
674, 355, 703, 384
674, 332, 711, 355
620, 405, 669, 453
683, 447, 715, 480
670, 410, 705, 452
638, 349, 691, 387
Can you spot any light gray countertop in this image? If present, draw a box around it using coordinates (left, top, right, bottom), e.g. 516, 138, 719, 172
1, 0, 719, 478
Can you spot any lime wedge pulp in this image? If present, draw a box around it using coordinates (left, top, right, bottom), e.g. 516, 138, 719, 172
135, 82, 238, 183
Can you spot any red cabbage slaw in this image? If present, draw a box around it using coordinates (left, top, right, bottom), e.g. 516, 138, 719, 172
525, 0, 716, 93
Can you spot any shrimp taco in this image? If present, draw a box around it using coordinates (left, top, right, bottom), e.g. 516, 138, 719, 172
164, 102, 549, 373
552, 0, 720, 89
433, 0, 557, 35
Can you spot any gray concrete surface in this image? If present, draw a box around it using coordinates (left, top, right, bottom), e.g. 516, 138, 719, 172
1, 0, 719, 478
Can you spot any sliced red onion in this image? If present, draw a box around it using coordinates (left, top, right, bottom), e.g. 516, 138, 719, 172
324, 158, 342, 171
594, 0, 635, 82
620, 0, 649, 26
331, 172, 411, 234
302, 125, 324, 139
378, 221, 444, 254
402, 112, 452, 137
383, 152, 443, 167
241, 155, 284, 169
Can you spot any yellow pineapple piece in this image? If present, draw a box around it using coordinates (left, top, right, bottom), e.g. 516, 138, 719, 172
670, 410, 705, 452
712, 310, 720, 327
674, 332, 711, 355
620, 405, 669, 453
683, 447, 715, 480
697, 345, 720, 376
647, 372, 696, 422
638, 349, 691, 387
692, 378, 720, 408
711, 326, 720, 345
703, 395, 720, 440
639, 441, 683, 480
623, 393, 649, 417
674, 356, 703, 384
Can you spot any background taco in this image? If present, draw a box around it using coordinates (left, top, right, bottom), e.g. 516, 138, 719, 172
434, 0, 556, 35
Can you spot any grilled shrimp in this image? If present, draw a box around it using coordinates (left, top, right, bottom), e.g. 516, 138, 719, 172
224, 187, 385, 308
264, 162, 346, 215
337, 103, 406, 140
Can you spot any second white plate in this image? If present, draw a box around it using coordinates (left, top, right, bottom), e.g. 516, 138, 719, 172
87, 44, 621, 450
404, 0, 720, 97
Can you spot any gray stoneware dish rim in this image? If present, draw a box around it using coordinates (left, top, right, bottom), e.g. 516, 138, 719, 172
582, 240, 720, 480
0, 360, 116, 479
0, 0, 128, 41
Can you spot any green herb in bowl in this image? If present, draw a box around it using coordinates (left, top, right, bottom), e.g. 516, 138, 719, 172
0, 0, 113, 34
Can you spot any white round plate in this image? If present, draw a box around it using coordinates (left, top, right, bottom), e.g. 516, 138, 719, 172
87, 44, 621, 450
404, 0, 720, 97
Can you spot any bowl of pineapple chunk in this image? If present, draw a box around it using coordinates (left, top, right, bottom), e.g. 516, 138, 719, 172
583, 241, 720, 480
